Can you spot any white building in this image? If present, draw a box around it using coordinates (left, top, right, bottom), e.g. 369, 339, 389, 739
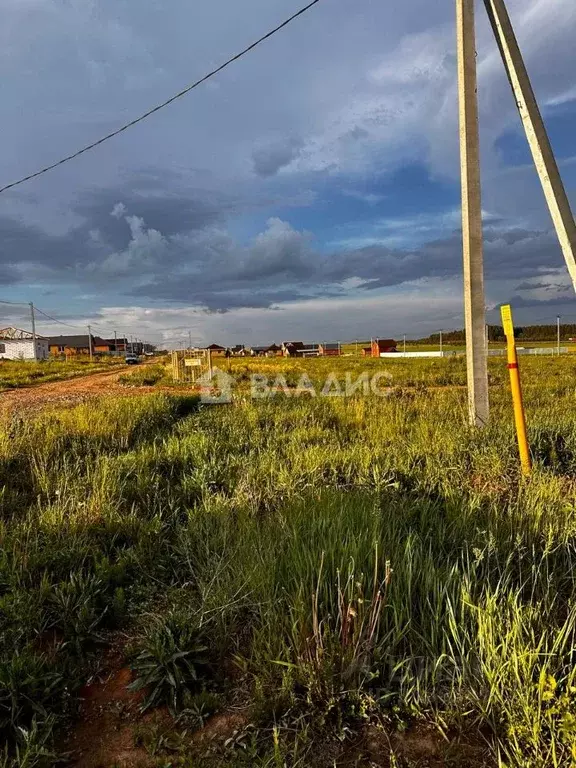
0, 327, 49, 361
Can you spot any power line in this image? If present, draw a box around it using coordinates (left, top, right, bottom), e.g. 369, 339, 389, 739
0, 0, 323, 195
37, 314, 130, 343
34, 307, 83, 330
90, 322, 121, 336
33, 311, 145, 344
2, 302, 150, 349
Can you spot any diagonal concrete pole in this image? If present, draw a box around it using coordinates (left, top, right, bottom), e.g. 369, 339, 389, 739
483, 0, 576, 291
457, 0, 490, 427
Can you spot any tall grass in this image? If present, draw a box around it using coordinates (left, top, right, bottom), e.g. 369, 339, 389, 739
2, 357, 576, 765
0, 357, 122, 391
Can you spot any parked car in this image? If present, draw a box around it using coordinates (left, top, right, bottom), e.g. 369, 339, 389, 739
125, 353, 139, 365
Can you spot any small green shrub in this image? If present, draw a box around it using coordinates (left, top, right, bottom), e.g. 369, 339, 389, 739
119, 365, 167, 387
129, 612, 212, 713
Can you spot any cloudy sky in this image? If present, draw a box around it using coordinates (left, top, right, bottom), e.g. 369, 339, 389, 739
1, 0, 575, 346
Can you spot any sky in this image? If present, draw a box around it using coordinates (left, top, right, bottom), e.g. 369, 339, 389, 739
0, 0, 575, 347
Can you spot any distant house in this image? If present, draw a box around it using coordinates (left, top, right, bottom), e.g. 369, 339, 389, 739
282, 341, 306, 357
266, 344, 283, 357
0, 327, 49, 361
104, 338, 128, 353
251, 346, 268, 357
319, 342, 341, 357
94, 339, 114, 354
361, 347, 372, 357
48, 334, 108, 356
231, 344, 246, 356
205, 343, 226, 357
371, 339, 397, 357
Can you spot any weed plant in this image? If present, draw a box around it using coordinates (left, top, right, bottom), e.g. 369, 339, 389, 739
1, 357, 576, 765
0, 357, 122, 391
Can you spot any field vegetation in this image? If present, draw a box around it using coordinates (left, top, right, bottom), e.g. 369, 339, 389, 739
120, 352, 576, 392
0, 357, 123, 391
2, 355, 576, 766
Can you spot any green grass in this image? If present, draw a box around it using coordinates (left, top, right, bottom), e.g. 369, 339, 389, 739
339, 341, 576, 355
0, 357, 123, 391
3, 356, 576, 765
119, 363, 169, 387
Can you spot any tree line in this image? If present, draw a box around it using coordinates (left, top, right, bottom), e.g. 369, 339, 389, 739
422, 324, 576, 343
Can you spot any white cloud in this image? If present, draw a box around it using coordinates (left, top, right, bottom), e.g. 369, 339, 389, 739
546, 86, 576, 108
111, 203, 126, 219
1, 0, 574, 340
99, 212, 168, 275
91, 280, 466, 347
279, 0, 576, 184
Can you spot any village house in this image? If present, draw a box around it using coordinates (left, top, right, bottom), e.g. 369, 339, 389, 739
301, 344, 320, 357
205, 343, 227, 357
105, 337, 128, 354
281, 341, 306, 357
319, 342, 341, 357
0, 327, 49, 360
48, 334, 108, 356
371, 339, 397, 357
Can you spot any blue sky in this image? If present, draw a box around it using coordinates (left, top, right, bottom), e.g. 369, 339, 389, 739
0, 0, 575, 346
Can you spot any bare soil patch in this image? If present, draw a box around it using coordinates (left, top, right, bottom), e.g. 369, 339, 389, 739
0, 364, 188, 415
62, 642, 168, 768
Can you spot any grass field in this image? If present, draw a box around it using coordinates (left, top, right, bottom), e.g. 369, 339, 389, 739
0, 357, 123, 391
3, 355, 576, 766
339, 341, 576, 355
121, 352, 576, 392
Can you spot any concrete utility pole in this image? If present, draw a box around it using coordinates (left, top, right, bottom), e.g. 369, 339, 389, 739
114, 330, 118, 356
29, 302, 37, 361
557, 315, 561, 356
483, 0, 576, 293
457, 0, 490, 427
439, 329, 443, 355
87, 325, 93, 361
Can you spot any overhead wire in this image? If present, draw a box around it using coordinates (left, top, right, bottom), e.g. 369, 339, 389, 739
0, 0, 323, 194
33, 307, 84, 330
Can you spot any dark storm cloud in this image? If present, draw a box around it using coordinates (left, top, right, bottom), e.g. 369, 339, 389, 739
0, 170, 569, 313
483, 229, 565, 279
514, 281, 571, 292
73, 182, 229, 249
0, 173, 234, 276
0, 263, 20, 287
323, 239, 457, 289
0, 215, 92, 271
252, 136, 304, 178
128, 223, 568, 310
506, 294, 573, 309
320, 227, 566, 295
131, 281, 305, 311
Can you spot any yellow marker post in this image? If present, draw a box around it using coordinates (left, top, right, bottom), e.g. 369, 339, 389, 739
500, 304, 531, 476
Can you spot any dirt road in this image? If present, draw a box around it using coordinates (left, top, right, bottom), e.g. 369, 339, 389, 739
0, 366, 143, 415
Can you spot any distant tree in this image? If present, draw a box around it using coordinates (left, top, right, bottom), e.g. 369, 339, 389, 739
417, 324, 575, 344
